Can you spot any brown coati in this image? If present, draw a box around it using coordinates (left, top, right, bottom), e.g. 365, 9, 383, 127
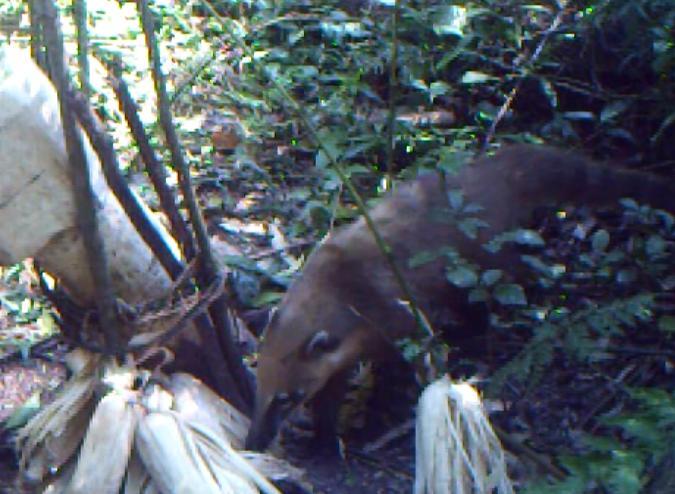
245, 145, 675, 451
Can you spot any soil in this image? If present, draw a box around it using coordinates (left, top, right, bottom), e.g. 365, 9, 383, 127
289, 444, 414, 494
0, 353, 66, 494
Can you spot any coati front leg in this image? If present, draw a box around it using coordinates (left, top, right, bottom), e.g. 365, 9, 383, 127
309, 368, 351, 454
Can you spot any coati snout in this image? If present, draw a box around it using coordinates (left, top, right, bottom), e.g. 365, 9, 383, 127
246, 145, 675, 451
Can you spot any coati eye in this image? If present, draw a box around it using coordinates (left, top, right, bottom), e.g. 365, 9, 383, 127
303, 330, 341, 358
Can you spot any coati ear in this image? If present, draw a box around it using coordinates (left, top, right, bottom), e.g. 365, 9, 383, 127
302, 330, 341, 358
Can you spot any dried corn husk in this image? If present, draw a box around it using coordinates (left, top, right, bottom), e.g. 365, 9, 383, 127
64, 347, 98, 375
414, 376, 514, 494
144, 383, 174, 413
137, 377, 282, 494
41, 456, 76, 494
20, 351, 288, 494
169, 372, 250, 448
18, 351, 99, 480
67, 387, 139, 494
189, 420, 279, 494
22, 396, 95, 484
135, 411, 222, 494
124, 450, 154, 494
242, 452, 309, 488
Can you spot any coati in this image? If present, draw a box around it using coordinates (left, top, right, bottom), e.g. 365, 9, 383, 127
245, 145, 675, 451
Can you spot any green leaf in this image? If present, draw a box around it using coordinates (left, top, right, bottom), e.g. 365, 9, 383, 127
446, 266, 479, 288
462, 202, 484, 214
521, 255, 551, 276
563, 111, 596, 121
4, 392, 40, 429
616, 269, 637, 285
659, 315, 675, 333
483, 238, 503, 254
481, 269, 503, 286
600, 100, 629, 123
494, 283, 527, 306
429, 81, 451, 101
409, 250, 442, 268
468, 288, 489, 303
620, 198, 640, 211
345, 164, 370, 176
461, 71, 493, 84
447, 189, 464, 210
645, 234, 666, 257
251, 291, 284, 307
458, 218, 488, 239
513, 229, 545, 247
432, 5, 468, 37
592, 229, 610, 252
315, 149, 330, 168
537, 77, 558, 109
398, 338, 422, 362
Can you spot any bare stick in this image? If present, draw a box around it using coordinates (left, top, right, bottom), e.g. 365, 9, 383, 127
38, 0, 120, 355
138, 0, 253, 409
94, 50, 245, 410
96, 52, 197, 262
68, 91, 184, 279
494, 425, 567, 480
385, 0, 401, 188
73, 0, 89, 96
27, 0, 47, 70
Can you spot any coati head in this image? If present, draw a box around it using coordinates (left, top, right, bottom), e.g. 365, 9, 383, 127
244, 242, 394, 451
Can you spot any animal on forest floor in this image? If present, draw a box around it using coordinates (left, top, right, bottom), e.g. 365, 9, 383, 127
244, 145, 675, 451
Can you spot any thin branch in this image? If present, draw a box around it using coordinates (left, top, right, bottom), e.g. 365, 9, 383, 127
38, 0, 120, 355
68, 91, 185, 280
494, 425, 567, 480
170, 49, 218, 105
137, 0, 253, 410
385, 0, 401, 188
27, 0, 47, 70
73, 0, 89, 96
94, 49, 245, 412
137, 0, 211, 269
96, 52, 197, 262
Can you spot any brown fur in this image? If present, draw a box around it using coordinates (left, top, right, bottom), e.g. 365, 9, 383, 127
245, 145, 674, 450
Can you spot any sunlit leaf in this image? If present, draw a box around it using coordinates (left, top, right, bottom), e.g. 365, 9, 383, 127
461, 71, 493, 84
446, 266, 479, 288
592, 229, 610, 252
659, 315, 675, 334
494, 283, 527, 306
481, 269, 502, 286
513, 229, 545, 247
